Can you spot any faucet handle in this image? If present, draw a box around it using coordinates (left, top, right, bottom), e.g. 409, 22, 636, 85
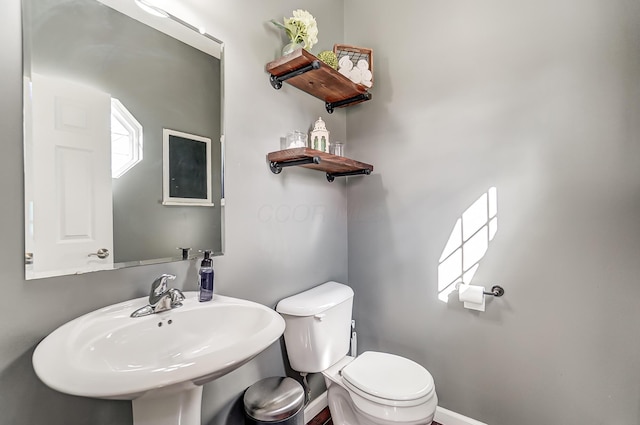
169, 288, 185, 307
150, 274, 176, 304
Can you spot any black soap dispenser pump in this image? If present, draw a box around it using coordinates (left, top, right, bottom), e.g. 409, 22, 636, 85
198, 250, 214, 302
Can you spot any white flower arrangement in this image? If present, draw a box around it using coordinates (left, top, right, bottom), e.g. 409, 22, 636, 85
272, 9, 318, 50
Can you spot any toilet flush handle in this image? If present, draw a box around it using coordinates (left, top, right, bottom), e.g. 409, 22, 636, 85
314, 314, 326, 321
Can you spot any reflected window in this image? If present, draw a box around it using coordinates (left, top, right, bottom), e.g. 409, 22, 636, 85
111, 98, 143, 178
438, 187, 498, 302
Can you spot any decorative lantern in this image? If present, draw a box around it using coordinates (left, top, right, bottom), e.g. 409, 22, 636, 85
310, 117, 330, 153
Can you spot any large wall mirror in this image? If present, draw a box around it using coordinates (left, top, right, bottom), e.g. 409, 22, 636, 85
23, 0, 225, 279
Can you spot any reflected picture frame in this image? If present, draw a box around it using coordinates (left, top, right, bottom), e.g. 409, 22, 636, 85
162, 129, 213, 207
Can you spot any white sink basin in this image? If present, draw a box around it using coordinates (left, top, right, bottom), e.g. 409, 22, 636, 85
33, 292, 285, 425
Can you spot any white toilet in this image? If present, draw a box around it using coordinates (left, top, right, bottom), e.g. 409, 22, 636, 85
276, 281, 437, 425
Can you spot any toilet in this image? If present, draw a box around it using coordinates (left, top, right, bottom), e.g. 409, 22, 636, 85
276, 282, 437, 425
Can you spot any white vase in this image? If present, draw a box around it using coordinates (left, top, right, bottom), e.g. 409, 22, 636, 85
282, 42, 304, 56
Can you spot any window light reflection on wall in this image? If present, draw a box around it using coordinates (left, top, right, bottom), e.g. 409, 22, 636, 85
438, 187, 498, 302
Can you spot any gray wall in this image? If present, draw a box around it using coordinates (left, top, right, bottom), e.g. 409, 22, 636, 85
9, 0, 637, 424
0, 0, 345, 424
345, 1, 640, 424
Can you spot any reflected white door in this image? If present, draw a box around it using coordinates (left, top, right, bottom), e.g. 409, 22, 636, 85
27, 73, 113, 278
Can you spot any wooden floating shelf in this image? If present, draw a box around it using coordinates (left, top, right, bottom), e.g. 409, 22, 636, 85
267, 148, 374, 182
266, 48, 372, 113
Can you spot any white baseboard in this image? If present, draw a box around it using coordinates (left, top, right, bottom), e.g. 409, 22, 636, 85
304, 393, 486, 425
304, 390, 328, 424
434, 406, 487, 425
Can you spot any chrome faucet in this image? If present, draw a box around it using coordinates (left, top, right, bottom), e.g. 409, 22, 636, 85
130, 274, 185, 318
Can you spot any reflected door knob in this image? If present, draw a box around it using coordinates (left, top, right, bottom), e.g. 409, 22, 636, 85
88, 248, 110, 259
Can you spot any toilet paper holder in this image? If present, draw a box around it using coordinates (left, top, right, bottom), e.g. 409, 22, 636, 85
483, 285, 505, 297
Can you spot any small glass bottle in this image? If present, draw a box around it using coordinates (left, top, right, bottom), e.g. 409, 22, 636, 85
330, 142, 345, 156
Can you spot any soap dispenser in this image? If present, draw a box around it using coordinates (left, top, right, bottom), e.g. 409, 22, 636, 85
198, 250, 214, 302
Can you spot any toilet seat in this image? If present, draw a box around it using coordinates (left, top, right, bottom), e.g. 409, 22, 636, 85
341, 351, 435, 407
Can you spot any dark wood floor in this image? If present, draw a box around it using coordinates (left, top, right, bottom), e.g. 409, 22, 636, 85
306, 407, 442, 425
307, 407, 332, 425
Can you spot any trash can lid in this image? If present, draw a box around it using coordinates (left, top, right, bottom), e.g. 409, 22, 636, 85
244, 377, 305, 422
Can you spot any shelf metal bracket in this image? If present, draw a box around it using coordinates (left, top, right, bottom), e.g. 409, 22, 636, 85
269, 60, 322, 90
326, 169, 372, 182
325, 93, 372, 114
270, 156, 321, 174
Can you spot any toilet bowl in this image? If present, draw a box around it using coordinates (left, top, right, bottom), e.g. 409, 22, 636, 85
323, 353, 437, 425
276, 282, 437, 425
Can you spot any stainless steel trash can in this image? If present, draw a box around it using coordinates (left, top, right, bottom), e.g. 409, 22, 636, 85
244, 376, 305, 425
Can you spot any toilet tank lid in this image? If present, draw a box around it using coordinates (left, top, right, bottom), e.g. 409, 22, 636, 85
276, 281, 354, 316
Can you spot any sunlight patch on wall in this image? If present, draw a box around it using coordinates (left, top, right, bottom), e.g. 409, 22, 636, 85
438, 187, 498, 302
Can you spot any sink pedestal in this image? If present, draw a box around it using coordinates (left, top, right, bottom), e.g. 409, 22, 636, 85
132, 387, 203, 425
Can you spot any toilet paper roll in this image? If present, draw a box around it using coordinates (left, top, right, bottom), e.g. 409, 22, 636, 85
458, 283, 486, 312
458, 283, 483, 303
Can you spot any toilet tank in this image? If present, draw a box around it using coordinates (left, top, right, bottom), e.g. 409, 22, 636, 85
276, 282, 354, 373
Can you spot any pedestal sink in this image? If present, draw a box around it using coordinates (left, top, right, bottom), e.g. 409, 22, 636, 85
32, 292, 286, 425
